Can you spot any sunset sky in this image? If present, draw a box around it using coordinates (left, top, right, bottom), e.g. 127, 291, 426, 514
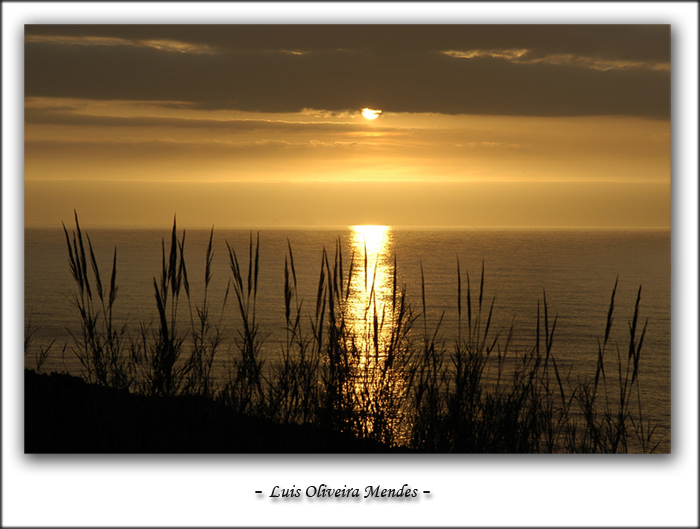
24, 24, 670, 228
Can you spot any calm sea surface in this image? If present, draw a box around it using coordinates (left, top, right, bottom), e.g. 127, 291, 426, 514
25, 227, 671, 451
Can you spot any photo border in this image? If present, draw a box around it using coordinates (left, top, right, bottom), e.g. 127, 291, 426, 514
3, 2, 697, 527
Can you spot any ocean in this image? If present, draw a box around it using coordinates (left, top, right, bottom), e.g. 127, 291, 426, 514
24, 226, 671, 451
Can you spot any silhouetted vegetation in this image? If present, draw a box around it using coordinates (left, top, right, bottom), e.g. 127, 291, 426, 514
25, 214, 659, 453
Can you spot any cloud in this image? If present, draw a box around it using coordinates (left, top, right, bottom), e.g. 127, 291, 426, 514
443, 49, 531, 61
442, 49, 670, 72
25, 34, 216, 54
24, 25, 670, 118
23, 106, 412, 136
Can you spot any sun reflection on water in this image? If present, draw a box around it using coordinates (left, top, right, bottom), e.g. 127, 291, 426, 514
341, 225, 411, 444
347, 225, 393, 349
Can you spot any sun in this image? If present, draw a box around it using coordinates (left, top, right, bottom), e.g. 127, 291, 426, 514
361, 108, 382, 120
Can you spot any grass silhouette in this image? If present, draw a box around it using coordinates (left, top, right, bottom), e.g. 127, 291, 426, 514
25, 214, 660, 453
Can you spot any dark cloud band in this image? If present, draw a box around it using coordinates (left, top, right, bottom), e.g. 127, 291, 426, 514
24, 25, 670, 118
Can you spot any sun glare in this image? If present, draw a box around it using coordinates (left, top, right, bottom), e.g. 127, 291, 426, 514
361, 108, 382, 120
348, 224, 393, 351
351, 225, 390, 255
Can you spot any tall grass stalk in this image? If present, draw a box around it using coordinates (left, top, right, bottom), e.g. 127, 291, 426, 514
571, 282, 654, 453
24, 316, 58, 373
182, 227, 230, 398
62, 212, 131, 389
264, 241, 320, 424
133, 218, 191, 396
220, 232, 265, 415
